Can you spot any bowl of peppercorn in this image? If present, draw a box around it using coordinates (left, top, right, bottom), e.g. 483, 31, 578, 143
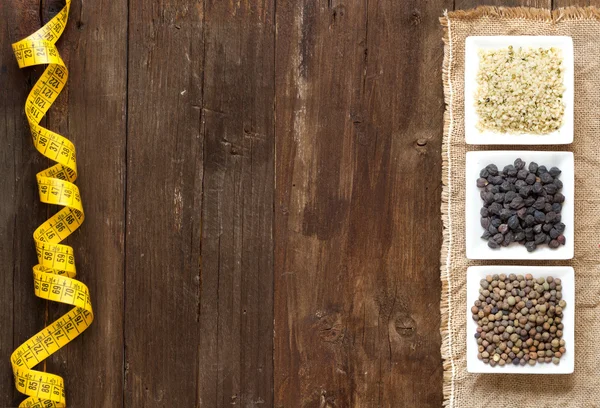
467, 265, 574, 374
466, 151, 574, 260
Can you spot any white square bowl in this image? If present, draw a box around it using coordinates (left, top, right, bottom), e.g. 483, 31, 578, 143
466, 151, 574, 260
465, 36, 574, 145
467, 265, 574, 374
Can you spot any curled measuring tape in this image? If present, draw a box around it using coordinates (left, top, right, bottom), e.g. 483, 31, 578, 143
11, 1, 93, 407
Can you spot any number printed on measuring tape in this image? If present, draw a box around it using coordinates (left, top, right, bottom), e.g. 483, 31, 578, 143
11, 1, 93, 407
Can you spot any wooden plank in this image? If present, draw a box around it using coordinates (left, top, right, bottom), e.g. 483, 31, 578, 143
554, 0, 591, 7
40, 0, 128, 406
124, 1, 204, 406
455, 0, 551, 8
274, 0, 448, 406
198, 1, 275, 407
0, 2, 48, 406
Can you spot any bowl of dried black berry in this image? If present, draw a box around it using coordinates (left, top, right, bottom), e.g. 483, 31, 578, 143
466, 265, 574, 374
466, 151, 574, 260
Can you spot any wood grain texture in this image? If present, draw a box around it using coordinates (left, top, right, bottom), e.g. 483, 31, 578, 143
1, 1, 128, 407
41, 0, 128, 406
124, 0, 204, 406
274, 0, 447, 406
554, 0, 594, 7
6, 0, 594, 406
0, 2, 48, 406
199, 0, 275, 407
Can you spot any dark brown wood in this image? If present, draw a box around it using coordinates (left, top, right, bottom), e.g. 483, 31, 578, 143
1, 1, 128, 407
7, 0, 595, 407
124, 0, 204, 407
274, 0, 448, 406
41, 0, 128, 406
554, 0, 591, 6
456, 0, 551, 8
198, 1, 275, 407
0, 2, 48, 406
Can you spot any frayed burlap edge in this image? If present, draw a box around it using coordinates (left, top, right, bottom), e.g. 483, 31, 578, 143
439, 10, 455, 408
439, 5, 600, 408
447, 6, 600, 22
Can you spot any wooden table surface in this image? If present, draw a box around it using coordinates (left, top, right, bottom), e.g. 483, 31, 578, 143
0, 0, 585, 406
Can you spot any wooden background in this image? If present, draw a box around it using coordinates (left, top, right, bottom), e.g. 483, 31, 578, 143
0, 0, 587, 407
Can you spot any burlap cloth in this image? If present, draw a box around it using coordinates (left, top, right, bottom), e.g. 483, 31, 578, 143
441, 7, 600, 408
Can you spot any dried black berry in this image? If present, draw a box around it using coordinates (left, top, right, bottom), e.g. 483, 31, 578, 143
524, 197, 536, 207
549, 167, 562, 177
500, 181, 512, 192
508, 215, 520, 230
525, 228, 534, 241
544, 184, 557, 195
503, 165, 517, 177
540, 172, 554, 184
517, 169, 529, 180
509, 196, 525, 209
490, 175, 504, 185
487, 164, 499, 176
529, 162, 539, 173
533, 197, 546, 210
534, 210, 546, 224
534, 233, 547, 245
504, 191, 516, 202
482, 192, 495, 205
518, 186, 532, 197
499, 209, 513, 221
525, 172, 536, 185
489, 202, 502, 215
481, 217, 491, 229
514, 158, 525, 170
554, 193, 565, 203
545, 212, 558, 223
549, 240, 560, 249
476, 160, 565, 252
524, 215, 535, 227
555, 179, 563, 189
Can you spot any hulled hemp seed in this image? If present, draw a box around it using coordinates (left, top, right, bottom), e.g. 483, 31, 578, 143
475, 46, 565, 134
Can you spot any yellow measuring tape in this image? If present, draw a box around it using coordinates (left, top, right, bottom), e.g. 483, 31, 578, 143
11, 1, 93, 406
